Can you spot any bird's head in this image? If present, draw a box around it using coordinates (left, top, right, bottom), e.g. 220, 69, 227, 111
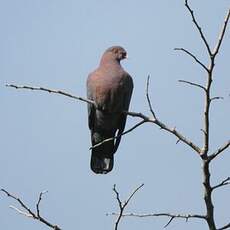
104, 46, 128, 62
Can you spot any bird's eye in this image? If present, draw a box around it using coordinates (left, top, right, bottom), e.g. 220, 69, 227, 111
122, 52, 127, 58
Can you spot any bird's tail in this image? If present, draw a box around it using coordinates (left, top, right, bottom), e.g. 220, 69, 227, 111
90, 132, 114, 174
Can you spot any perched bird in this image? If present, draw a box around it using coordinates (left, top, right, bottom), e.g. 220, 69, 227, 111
87, 46, 133, 174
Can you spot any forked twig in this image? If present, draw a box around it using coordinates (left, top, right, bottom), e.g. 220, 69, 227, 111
90, 120, 147, 150
212, 177, 230, 190
110, 184, 144, 230
1, 189, 61, 230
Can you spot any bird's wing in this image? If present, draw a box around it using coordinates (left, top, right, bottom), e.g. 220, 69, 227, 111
87, 73, 96, 130
113, 73, 133, 152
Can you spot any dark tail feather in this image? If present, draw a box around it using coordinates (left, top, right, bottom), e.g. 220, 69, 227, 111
90, 152, 114, 174
90, 132, 114, 174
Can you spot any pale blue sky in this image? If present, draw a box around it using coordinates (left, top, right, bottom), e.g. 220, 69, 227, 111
1, 0, 230, 229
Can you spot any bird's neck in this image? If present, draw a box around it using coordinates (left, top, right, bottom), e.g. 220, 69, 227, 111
99, 53, 120, 67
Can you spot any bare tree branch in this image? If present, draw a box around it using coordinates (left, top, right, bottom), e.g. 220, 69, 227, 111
5, 84, 95, 106
154, 119, 202, 154
178, 79, 206, 91
6, 83, 201, 155
184, 0, 212, 56
201, 8, 230, 158
113, 212, 206, 228
36, 190, 48, 218
174, 48, 209, 72
210, 96, 224, 102
213, 9, 230, 57
90, 120, 147, 150
111, 184, 144, 230
146, 75, 156, 118
209, 140, 230, 160
212, 177, 230, 190
1, 189, 61, 230
9, 205, 34, 218
202, 160, 216, 229
218, 222, 230, 230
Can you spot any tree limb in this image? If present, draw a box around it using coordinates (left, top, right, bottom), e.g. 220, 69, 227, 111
184, 0, 212, 56
218, 222, 230, 230
5, 84, 95, 106
111, 184, 144, 230
146, 75, 156, 118
210, 96, 224, 102
174, 48, 209, 72
213, 9, 230, 57
178, 79, 206, 91
212, 177, 230, 190
90, 120, 147, 150
1, 189, 61, 230
113, 212, 206, 228
6, 83, 201, 155
209, 140, 230, 161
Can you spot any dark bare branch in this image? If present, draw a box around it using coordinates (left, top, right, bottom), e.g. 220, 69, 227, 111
201, 8, 229, 159
36, 190, 48, 217
212, 177, 230, 190
178, 79, 206, 91
175, 48, 208, 72
146, 75, 156, 118
110, 212, 205, 228
1, 189, 36, 218
112, 184, 144, 230
1, 189, 61, 230
213, 9, 230, 57
6, 84, 95, 106
210, 96, 224, 102
184, 0, 212, 55
154, 119, 202, 154
202, 160, 216, 229
218, 222, 230, 230
6, 83, 201, 155
90, 120, 147, 150
209, 140, 230, 160
128, 110, 202, 154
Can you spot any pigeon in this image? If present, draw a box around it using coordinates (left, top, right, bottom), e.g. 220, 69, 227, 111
87, 46, 133, 174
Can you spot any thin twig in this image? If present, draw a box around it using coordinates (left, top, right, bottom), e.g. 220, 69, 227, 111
127, 110, 202, 154
213, 9, 230, 57
175, 48, 209, 72
112, 184, 144, 230
36, 190, 48, 217
5, 84, 95, 106
178, 79, 206, 91
110, 212, 206, 228
154, 119, 202, 154
218, 222, 230, 230
125, 111, 153, 121
1, 189, 61, 230
212, 177, 230, 190
209, 140, 230, 160
146, 75, 156, 118
210, 96, 224, 101
90, 120, 147, 150
185, 0, 212, 56
9, 205, 33, 218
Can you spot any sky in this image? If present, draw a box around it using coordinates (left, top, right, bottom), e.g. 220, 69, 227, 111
1, 0, 230, 229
